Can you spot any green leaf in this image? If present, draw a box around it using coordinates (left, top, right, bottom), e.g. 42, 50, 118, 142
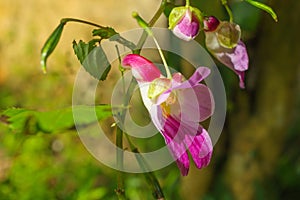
73, 40, 111, 81
93, 27, 136, 50
244, 0, 278, 22
92, 27, 118, 39
40, 22, 66, 73
0, 105, 111, 134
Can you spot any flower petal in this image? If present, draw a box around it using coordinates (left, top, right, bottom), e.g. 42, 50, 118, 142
163, 130, 190, 176
151, 103, 212, 175
227, 41, 249, 72
236, 70, 245, 89
122, 54, 161, 82
161, 114, 192, 176
210, 41, 248, 89
155, 67, 211, 105
186, 67, 211, 86
184, 128, 213, 169
178, 84, 214, 122
138, 82, 153, 112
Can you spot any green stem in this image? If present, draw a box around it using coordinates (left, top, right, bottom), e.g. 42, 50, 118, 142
116, 1, 166, 198
60, 18, 137, 53
134, 0, 167, 54
132, 12, 172, 78
153, 37, 172, 78
186, 0, 190, 7
221, 0, 234, 22
115, 45, 127, 200
124, 134, 165, 200
115, 127, 126, 200
117, 57, 165, 199
60, 18, 104, 28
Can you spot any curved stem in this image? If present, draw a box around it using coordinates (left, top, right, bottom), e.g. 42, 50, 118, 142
221, 0, 234, 22
153, 37, 172, 78
60, 18, 105, 28
133, 12, 172, 78
135, 0, 167, 53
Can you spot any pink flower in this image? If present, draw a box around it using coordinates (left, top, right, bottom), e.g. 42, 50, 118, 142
122, 54, 214, 176
204, 16, 249, 88
169, 6, 202, 41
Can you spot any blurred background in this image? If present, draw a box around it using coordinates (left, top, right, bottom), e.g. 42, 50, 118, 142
0, 0, 299, 199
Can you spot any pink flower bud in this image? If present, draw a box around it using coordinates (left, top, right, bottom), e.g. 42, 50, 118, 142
169, 7, 202, 41
203, 16, 220, 32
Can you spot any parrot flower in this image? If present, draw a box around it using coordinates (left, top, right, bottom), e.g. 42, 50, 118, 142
122, 54, 214, 176
169, 6, 202, 41
204, 16, 249, 88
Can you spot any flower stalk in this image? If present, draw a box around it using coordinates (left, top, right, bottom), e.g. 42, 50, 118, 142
132, 12, 172, 78
115, 128, 126, 200
115, 46, 127, 200
221, 0, 234, 22
60, 18, 105, 28
134, 0, 167, 54
186, 0, 190, 7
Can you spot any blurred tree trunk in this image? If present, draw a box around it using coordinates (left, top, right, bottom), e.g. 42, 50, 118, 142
223, 0, 300, 199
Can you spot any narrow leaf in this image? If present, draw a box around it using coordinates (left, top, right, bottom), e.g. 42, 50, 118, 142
1, 105, 111, 134
244, 0, 278, 22
40, 22, 66, 73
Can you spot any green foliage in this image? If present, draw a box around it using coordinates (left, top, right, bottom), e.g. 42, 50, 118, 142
93, 27, 137, 50
0, 131, 114, 200
92, 27, 118, 39
73, 40, 111, 81
0, 105, 111, 134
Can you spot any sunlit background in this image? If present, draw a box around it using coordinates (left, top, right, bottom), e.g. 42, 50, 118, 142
0, 0, 299, 199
